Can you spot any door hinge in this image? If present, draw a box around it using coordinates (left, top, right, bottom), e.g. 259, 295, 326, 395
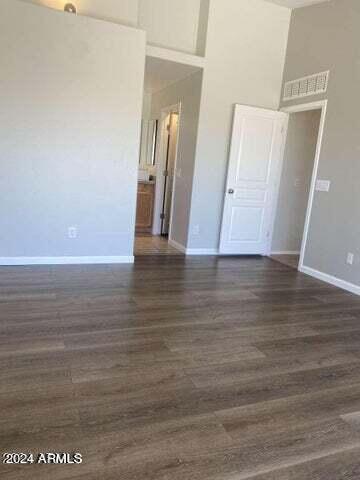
160, 213, 165, 220
163, 170, 169, 177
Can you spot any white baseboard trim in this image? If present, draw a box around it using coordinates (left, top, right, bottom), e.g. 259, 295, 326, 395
0, 256, 134, 266
186, 248, 219, 256
300, 265, 360, 296
168, 239, 187, 254
168, 239, 219, 256
271, 251, 300, 255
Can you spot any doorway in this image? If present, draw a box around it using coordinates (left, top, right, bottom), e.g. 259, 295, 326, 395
160, 110, 180, 236
135, 103, 182, 256
270, 101, 327, 270
134, 55, 203, 257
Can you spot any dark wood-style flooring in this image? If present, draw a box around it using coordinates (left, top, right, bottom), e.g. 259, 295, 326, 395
271, 254, 300, 270
1, 256, 360, 479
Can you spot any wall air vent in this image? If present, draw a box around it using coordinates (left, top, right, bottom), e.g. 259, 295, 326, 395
283, 71, 329, 101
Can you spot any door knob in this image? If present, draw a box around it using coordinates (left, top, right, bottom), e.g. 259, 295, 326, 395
228, 189, 235, 194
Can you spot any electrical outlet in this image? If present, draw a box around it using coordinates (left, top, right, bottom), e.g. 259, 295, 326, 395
68, 226, 78, 239
193, 225, 200, 236
347, 253, 354, 265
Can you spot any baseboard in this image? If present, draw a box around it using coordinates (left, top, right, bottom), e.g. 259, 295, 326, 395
168, 239, 219, 256
300, 265, 360, 296
186, 248, 219, 256
271, 251, 300, 255
168, 239, 187, 254
0, 256, 135, 266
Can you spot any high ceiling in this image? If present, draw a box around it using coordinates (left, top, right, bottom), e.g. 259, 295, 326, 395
264, 0, 329, 8
144, 57, 201, 94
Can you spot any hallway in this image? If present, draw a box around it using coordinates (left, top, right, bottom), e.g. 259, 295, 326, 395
134, 235, 183, 256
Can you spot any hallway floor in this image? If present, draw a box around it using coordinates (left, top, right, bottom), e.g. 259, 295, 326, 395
134, 234, 183, 256
2, 256, 360, 479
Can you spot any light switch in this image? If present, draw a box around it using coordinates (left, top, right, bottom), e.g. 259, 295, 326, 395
315, 179, 331, 192
68, 226, 78, 239
347, 253, 354, 265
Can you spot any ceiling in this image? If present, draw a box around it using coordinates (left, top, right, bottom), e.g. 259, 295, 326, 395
264, 0, 329, 8
144, 57, 201, 95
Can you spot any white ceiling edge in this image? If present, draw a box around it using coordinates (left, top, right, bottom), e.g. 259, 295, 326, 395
263, 0, 330, 9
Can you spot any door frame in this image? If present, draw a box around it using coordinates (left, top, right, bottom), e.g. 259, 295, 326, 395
152, 102, 181, 239
274, 99, 328, 270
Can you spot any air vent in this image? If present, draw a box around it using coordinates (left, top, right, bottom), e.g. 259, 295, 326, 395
283, 71, 329, 101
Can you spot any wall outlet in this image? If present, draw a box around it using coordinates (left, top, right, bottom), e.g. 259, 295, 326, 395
347, 253, 354, 265
68, 226, 78, 239
193, 225, 200, 236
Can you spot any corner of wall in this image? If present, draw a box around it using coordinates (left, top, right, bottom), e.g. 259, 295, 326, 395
196, 0, 210, 57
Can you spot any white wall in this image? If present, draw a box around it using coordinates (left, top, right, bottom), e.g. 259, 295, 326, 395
281, 0, 360, 287
196, 0, 210, 56
139, 93, 152, 169
20, 0, 139, 26
188, 0, 291, 250
272, 110, 321, 254
150, 71, 203, 247
0, 0, 145, 261
23, 0, 208, 55
138, 0, 201, 54
142, 93, 152, 120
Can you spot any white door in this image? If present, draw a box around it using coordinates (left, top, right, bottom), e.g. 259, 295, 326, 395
162, 113, 179, 235
220, 105, 288, 255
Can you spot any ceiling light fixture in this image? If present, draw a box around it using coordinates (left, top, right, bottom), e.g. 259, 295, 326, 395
64, 3, 77, 14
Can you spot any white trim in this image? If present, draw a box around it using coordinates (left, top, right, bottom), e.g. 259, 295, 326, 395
152, 110, 169, 235
300, 265, 360, 296
168, 239, 219, 256
0, 256, 134, 266
281, 100, 328, 114
168, 239, 187, 253
168, 106, 182, 242
146, 45, 205, 69
279, 99, 328, 272
186, 248, 219, 256
153, 103, 181, 238
271, 251, 300, 255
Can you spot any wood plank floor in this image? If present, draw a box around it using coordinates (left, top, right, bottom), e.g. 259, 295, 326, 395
1, 256, 360, 479
134, 235, 183, 256
271, 254, 300, 269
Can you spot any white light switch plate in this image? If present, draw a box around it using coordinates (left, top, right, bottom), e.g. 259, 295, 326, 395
68, 226, 78, 239
193, 225, 200, 236
316, 179, 331, 192
347, 253, 354, 265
